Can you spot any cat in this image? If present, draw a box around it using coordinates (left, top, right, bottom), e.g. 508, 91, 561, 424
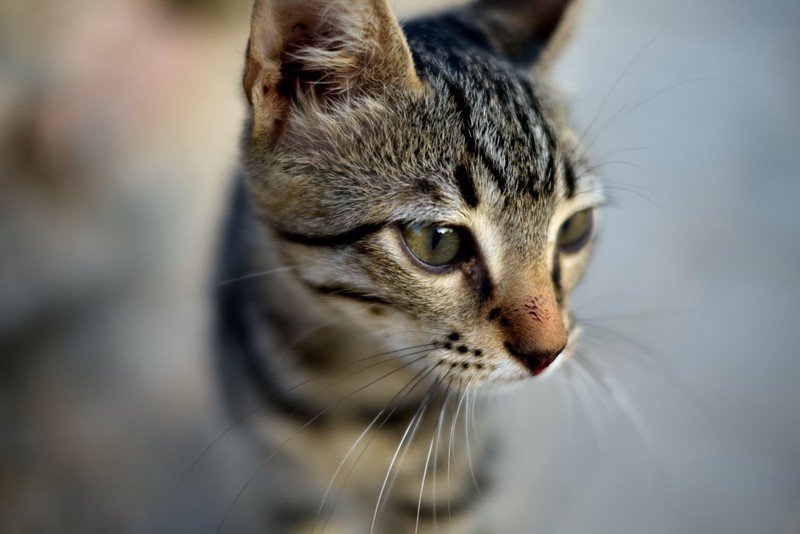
214, 0, 600, 531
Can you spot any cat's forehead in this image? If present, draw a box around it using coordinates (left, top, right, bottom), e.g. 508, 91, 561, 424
263, 24, 578, 253
404, 43, 566, 232
425, 64, 561, 204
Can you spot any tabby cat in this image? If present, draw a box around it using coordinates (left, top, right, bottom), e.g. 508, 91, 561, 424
215, 0, 599, 531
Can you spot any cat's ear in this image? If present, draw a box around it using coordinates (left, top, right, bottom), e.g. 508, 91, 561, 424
461, 0, 583, 72
244, 0, 421, 140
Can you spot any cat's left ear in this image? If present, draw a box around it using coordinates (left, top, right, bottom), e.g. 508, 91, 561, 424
244, 0, 422, 140
460, 0, 583, 73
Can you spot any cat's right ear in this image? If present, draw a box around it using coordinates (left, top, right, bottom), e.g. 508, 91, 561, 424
461, 0, 583, 73
244, 0, 422, 142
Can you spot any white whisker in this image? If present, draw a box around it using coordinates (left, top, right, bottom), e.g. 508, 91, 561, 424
370, 375, 442, 534
313, 365, 435, 533
563, 360, 605, 455
432, 380, 453, 534
463, 389, 482, 495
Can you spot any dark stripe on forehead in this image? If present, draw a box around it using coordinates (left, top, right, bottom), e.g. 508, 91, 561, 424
513, 96, 535, 149
520, 79, 545, 126
454, 164, 479, 208
518, 80, 559, 199
543, 150, 556, 196
279, 223, 383, 247
525, 144, 555, 199
477, 140, 509, 193
444, 78, 508, 192
537, 117, 557, 198
443, 78, 476, 152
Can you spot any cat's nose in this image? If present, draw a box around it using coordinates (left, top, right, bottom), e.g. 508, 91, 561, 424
504, 339, 566, 375
499, 287, 567, 375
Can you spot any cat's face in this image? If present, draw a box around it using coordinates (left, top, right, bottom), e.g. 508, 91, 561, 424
241, 0, 598, 385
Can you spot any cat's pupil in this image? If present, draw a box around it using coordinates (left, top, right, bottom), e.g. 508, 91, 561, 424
429, 227, 446, 249
401, 224, 463, 268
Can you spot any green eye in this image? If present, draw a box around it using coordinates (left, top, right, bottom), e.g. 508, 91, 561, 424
401, 224, 465, 268
557, 209, 594, 253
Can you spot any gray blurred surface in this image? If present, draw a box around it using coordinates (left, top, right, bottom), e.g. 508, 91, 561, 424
0, 0, 798, 532
516, 1, 800, 532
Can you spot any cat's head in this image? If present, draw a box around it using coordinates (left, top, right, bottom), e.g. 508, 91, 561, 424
240, 0, 600, 385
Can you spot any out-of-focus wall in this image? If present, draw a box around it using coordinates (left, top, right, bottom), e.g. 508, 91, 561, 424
0, 0, 251, 530
0, 1, 460, 531
1, 0, 798, 533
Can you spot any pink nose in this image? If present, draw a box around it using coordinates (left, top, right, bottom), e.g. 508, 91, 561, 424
499, 292, 567, 375
504, 340, 566, 375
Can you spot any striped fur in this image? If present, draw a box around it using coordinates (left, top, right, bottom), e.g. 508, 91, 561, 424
216, 0, 601, 531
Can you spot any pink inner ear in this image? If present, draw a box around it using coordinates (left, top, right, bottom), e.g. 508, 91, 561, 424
524, 296, 551, 323
246, 0, 420, 104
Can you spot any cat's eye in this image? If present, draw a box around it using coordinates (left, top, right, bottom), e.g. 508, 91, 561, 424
557, 209, 594, 253
401, 224, 466, 268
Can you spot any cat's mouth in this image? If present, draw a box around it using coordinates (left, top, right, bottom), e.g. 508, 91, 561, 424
504, 342, 562, 376
512, 325, 580, 379
528, 326, 580, 378
531, 352, 561, 376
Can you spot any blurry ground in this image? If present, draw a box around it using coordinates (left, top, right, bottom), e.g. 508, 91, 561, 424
0, 0, 798, 533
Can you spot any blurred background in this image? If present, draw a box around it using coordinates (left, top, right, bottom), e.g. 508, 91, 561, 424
1, 0, 798, 532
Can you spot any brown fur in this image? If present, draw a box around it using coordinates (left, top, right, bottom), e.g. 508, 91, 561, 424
215, 0, 599, 531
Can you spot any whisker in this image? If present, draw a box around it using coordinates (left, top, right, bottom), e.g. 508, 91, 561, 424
382, 372, 451, 515
555, 372, 575, 443
581, 82, 734, 175
415, 440, 437, 534
562, 361, 605, 455
573, 292, 646, 314
272, 317, 350, 366
447, 381, 466, 526
216, 352, 433, 534
447, 384, 480, 497
579, 325, 711, 423
432, 380, 454, 534
573, 353, 669, 501
325, 345, 440, 392
319, 363, 443, 534
574, 353, 650, 445
579, 307, 683, 324
463, 390, 482, 495
581, 100, 633, 158
625, 77, 739, 116
162, 263, 301, 307
590, 184, 660, 208
313, 364, 436, 533
468, 388, 485, 456
370, 374, 443, 534
592, 145, 653, 160
574, 7, 679, 163
416, 383, 450, 534
585, 160, 641, 173
215, 266, 299, 289
179, 342, 439, 486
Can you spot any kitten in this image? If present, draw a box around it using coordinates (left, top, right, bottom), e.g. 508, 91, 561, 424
215, 0, 600, 531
